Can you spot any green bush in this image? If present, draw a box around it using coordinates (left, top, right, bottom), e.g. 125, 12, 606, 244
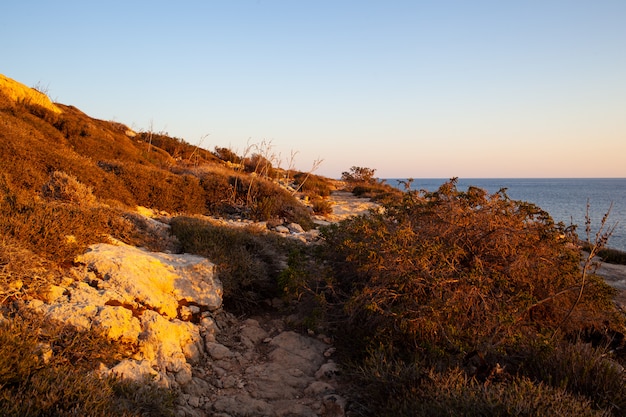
598, 248, 626, 265
517, 339, 626, 413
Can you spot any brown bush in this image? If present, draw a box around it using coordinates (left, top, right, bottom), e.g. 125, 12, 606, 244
321, 179, 621, 357
98, 161, 205, 214
0, 309, 175, 416
0, 174, 142, 262
41, 171, 97, 206
292, 172, 333, 197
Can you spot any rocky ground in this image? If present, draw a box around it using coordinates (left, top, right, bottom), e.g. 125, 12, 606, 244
172, 191, 379, 417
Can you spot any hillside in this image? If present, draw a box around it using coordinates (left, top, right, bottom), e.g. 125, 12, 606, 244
3, 74, 626, 417
0, 74, 349, 416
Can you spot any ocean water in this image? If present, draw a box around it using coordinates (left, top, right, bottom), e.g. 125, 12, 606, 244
385, 178, 626, 252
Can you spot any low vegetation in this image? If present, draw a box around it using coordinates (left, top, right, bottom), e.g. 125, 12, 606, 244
170, 216, 308, 313
2, 75, 626, 415
298, 178, 626, 416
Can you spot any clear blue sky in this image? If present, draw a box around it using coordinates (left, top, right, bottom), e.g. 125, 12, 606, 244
3, 1, 625, 178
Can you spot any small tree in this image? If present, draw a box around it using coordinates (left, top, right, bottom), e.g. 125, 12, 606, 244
341, 166, 377, 184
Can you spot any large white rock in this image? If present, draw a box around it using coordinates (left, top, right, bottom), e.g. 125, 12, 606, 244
29, 242, 222, 387
75, 242, 222, 317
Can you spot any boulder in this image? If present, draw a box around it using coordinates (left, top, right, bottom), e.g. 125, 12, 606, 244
75, 242, 221, 317
28, 242, 221, 387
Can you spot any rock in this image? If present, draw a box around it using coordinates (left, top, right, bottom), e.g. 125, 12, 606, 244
273, 400, 318, 417
205, 341, 232, 360
107, 359, 160, 383
140, 310, 203, 371
43, 285, 67, 303
239, 318, 269, 348
269, 331, 326, 374
286, 222, 305, 233
212, 394, 272, 416
175, 364, 194, 385
275, 225, 290, 234
315, 362, 340, 381
322, 394, 347, 417
305, 381, 336, 396
93, 305, 141, 342
75, 242, 221, 318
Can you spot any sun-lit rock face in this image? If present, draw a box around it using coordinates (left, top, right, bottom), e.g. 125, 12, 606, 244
29, 241, 221, 387
74, 242, 222, 317
0, 73, 62, 113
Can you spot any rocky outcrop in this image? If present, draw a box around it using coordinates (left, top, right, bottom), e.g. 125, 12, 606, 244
0, 73, 62, 113
28, 240, 220, 387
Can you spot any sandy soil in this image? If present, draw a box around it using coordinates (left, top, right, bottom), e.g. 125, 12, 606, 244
315, 191, 379, 224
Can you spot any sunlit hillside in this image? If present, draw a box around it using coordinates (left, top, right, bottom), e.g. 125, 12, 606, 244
0, 74, 338, 416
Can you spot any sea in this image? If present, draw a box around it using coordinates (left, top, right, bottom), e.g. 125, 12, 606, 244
385, 178, 626, 253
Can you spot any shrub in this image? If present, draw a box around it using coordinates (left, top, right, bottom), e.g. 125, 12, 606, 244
1, 174, 149, 262
597, 247, 626, 265
98, 161, 205, 214
41, 170, 97, 206
341, 166, 377, 184
311, 197, 333, 216
170, 216, 304, 313
213, 146, 242, 164
200, 172, 235, 215
0, 309, 175, 417
292, 172, 333, 197
321, 179, 621, 359
517, 339, 626, 413
231, 176, 314, 229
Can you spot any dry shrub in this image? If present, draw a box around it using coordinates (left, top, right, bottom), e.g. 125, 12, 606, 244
232, 176, 313, 228
311, 196, 333, 216
293, 172, 333, 197
317, 179, 626, 415
98, 161, 205, 214
170, 216, 301, 313
0, 237, 63, 303
0, 309, 174, 417
1, 174, 142, 262
41, 170, 97, 206
200, 172, 235, 215
322, 179, 621, 357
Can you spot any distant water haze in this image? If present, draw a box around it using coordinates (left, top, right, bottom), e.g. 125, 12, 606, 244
386, 178, 626, 252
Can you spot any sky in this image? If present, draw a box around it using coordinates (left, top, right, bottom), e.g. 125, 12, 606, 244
2, 1, 625, 179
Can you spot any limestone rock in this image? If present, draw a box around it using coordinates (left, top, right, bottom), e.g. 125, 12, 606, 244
275, 225, 290, 234
108, 359, 160, 383
75, 242, 221, 318
286, 222, 305, 233
93, 305, 141, 342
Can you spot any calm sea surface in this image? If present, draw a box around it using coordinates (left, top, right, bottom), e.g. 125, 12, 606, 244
386, 178, 626, 252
